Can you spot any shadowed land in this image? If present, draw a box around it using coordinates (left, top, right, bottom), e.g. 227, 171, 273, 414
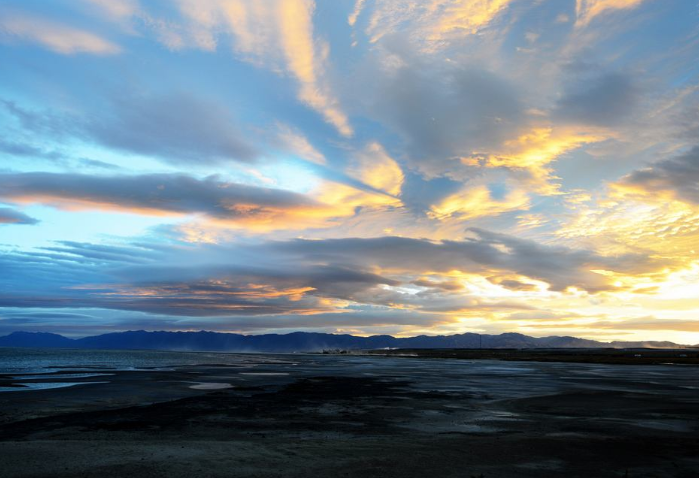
363, 348, 699, 365
0, 353, 698, 477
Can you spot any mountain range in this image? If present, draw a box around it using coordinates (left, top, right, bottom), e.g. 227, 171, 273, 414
0, 330, 691, 352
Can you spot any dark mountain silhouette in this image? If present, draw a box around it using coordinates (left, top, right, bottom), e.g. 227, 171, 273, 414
0, 330, 690, 352
0, 331, 75, 348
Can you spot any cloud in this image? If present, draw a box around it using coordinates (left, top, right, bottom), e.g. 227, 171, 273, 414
0, 207, 39, 225
86, 92, 259, 165
575, 0, 647, 27
83, 0, 141, 20
266, 228, 661, 293
555, 72, 639, 126
0, 10, 121, 55
0, 241, 395, 318
0, 308, 444, 336
428, 184, 530, 220
275, 124, 327, 165
0, 227, 665, 324
616, 146, 699, 204
348, 0, 367, 27
2, 93, 258, 166
364, 0, 513, 48
371, 60, 525, 179
0, 171, 408, 233
0, 172, 320, 227
347, 142, 404, 196
0, 138, 63, 160
176, 0, 352, 136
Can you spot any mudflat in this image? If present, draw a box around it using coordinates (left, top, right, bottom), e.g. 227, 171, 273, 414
366, 347, 699, 365
0, 353, 697, 478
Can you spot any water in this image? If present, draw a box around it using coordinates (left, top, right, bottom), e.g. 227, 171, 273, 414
0, 347, 293, 375
0, 347, 297, 392
1, 347, 697, 399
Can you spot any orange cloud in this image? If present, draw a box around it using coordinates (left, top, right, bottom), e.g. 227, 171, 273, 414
575, 0, 647, 27
366, 0, 514, 48
463, 127, 606, 194
347, 142, 404, 196
429, 185, 530, 221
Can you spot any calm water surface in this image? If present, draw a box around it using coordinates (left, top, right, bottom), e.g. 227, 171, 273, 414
1, 347, 697, 399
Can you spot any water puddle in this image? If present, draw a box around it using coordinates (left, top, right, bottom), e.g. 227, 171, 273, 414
189, 382, 234, 390
11, 373, 114, 380
0, 381, 109, 392
239, 372, 290, 376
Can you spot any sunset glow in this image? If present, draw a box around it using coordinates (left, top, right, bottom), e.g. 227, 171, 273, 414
1, 0, 698, 343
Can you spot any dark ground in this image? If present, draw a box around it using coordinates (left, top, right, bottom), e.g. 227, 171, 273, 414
365, 347, 699, 365
0, 352, 697, 478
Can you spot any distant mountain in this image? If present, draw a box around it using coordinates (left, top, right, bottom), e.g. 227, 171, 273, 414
0, 330, 691, 352
0, 331, 75, 348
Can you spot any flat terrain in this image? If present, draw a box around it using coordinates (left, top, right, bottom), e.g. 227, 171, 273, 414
366, 347, 699, 365
0, 353, 698, 478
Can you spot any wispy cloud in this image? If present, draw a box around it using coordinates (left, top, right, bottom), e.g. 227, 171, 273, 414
364, 0, 514, 48
0, 207, 38, 225
0, 172, 318, 226
176, 0, 353, 136
0, 10, 120, 54
575, 0, 648, 27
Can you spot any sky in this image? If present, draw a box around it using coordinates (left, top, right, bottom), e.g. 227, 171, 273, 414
1, 0, 699, 342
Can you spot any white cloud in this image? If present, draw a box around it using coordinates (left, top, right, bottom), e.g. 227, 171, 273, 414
0, 10, 121, 55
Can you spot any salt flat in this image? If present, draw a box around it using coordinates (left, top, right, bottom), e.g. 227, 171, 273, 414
0, 352, 697, 477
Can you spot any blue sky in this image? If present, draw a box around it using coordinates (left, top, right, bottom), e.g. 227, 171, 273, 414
1, 0, 699, 342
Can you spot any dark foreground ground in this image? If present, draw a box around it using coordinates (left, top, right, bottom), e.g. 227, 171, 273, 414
0, 352, 697, 478
366, 347, 699, 365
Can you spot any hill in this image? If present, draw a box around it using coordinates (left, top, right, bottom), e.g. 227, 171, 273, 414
0, 330, 691, 352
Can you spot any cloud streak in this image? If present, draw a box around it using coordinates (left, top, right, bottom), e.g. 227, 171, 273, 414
0, 10, 120, 54
0, 172, 319, 226
0, 207, 39, 225
617, 147, 699, 204
177, 0, 352, 136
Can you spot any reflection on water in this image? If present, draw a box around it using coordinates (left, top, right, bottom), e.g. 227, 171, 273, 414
0, 381, 109, 392
0, 347, 294, 374
0, 347, 697, 403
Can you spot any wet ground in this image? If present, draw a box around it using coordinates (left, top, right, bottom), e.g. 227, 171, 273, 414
368, 347, 699, 365
0, 353, 697, 477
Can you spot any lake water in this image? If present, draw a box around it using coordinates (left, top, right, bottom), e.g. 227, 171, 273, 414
0, 347, 299, 392
0, 347, 293, 374
1, 347, 697, 398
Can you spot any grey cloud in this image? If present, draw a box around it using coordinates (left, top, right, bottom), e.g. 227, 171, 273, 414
555, 72, 639, 126
0, 171, 318, 220
2, 93, 258, 166
0, 139, 54, 158
268, 228, 662, 292
1, 99, 76, 138
0, 309, 443, 337
370, 56, 525, 178
620, 146, 699, 203
87, 92, 258, 164
0, 241, 397, 317
0, 227, 664, 321
0, 207, 39, 225
0, 137, 118, 170
76, 158, 120, 170
411, 279, 464, 291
